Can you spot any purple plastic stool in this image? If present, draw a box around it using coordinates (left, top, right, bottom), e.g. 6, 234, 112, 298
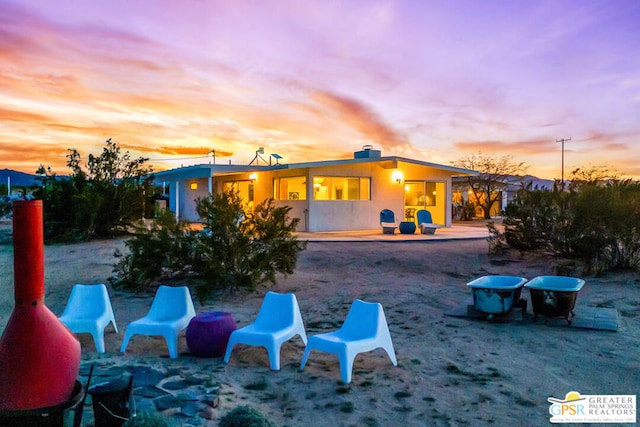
186, 312, 237, 357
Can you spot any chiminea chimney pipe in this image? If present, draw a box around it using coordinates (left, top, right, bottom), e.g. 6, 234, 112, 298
0, 200, 81, 410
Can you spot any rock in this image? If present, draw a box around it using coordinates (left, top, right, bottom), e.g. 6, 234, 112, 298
154, 395, 181, 411
135, 385, 171, 398
200, 406, 216, 420
203, 394, 220, 408
180, 401, 201, 417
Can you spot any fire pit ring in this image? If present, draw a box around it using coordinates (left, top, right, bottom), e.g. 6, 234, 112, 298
0, 380, 84, 426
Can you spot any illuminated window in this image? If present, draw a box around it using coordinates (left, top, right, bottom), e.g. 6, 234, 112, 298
313, 176, 370, 201
273, 176, 307, 200
405, 181, 442, 207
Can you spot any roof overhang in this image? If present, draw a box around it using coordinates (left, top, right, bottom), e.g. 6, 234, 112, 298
151, 155, 478, 181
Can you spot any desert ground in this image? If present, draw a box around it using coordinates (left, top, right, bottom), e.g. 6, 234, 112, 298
0, 219, 638, 426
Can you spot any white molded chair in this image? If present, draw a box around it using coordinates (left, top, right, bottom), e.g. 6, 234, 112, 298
120, 285, 196, 359
224, 291, 307, 370
59, 284, 118, 353
300, 299, 397, 383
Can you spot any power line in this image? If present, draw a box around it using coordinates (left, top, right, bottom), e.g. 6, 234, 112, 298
147, 154, 211, 161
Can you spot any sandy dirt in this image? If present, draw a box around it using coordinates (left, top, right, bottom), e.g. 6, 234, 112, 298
0, 219, 638, 426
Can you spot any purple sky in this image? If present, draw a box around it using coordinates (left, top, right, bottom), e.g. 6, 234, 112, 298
1, 0, 639, 178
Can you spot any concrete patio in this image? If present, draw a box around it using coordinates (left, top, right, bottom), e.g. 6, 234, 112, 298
294, 223, 491, 242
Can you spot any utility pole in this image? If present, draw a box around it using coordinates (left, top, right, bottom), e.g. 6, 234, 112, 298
556, 137, 571, 185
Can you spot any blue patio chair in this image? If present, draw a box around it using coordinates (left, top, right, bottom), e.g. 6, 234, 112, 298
379, 209, 398, 234
416, 209, 439, 234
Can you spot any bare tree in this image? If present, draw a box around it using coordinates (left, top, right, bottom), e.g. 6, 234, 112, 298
453, 152, 527, 219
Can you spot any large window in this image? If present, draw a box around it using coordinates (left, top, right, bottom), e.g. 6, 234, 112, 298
405, 181, 437, 207
313, 176, 370, 201
273, 176, 307, 201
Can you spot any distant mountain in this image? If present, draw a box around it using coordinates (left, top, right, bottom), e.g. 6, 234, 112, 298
0, 169, 39, 187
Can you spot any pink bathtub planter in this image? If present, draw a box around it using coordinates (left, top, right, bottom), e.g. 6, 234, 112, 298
524, 276, 585, 325
467, 275, 528, 319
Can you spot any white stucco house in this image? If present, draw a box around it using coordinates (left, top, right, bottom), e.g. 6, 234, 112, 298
153, 147, 478, 232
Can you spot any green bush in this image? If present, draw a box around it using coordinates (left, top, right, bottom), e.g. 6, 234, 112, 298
110, 189, 306, 300
193, 190, 307, 300
501, 177, 640, 273
219, 405, 274, 427
33, 138, 155, 241
502, 182, 562, 251
109, 210, 195, 292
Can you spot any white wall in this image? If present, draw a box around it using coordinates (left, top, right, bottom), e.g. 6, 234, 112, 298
176, 177, 211, 222
160, 159, 461, 230
306, 163, 404, 231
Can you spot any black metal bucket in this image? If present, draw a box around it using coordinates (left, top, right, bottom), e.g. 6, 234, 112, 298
0, 380, 83, 427
88, 375, 134, 427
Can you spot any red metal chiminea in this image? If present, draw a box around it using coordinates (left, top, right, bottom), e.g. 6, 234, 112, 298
0, 200, 81, 409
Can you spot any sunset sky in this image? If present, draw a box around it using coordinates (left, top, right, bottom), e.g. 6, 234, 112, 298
2, 0, 639, 178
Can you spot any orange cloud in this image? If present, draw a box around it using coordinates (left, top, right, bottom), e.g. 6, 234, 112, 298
0, 107, 52, 123
311, 90, 409, 152
134, 145, 234, 158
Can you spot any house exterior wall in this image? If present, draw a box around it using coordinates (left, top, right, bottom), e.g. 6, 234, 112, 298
306, 163, 402, 231
153, 156, 469, 230
256, 161, 454, 231
179, 177, 210, 221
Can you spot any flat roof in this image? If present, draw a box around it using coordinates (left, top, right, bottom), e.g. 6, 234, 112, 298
153, 155, 478, 179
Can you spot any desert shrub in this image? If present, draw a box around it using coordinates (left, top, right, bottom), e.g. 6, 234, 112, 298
486, 221, 508, 255
0, 196, 12, 218
502, 183, 561, 251
577, 180, 640, 271
110, 189, 306, 300
501, 177, 640, 273
219, 405, 274, 427
192, 189, 306, 300
109, 210, 195, 292
33, 138, 155, 241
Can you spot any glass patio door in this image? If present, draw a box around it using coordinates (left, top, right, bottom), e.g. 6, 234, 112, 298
404, 181, 445, 225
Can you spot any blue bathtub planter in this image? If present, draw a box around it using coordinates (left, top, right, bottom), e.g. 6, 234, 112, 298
525, 276, 585, 325
467, 276, 528, 320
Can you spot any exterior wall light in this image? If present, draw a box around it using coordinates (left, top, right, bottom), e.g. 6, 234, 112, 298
190, 183, 198, 190
392, 170, 403, 184
249, 173, 257, 181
